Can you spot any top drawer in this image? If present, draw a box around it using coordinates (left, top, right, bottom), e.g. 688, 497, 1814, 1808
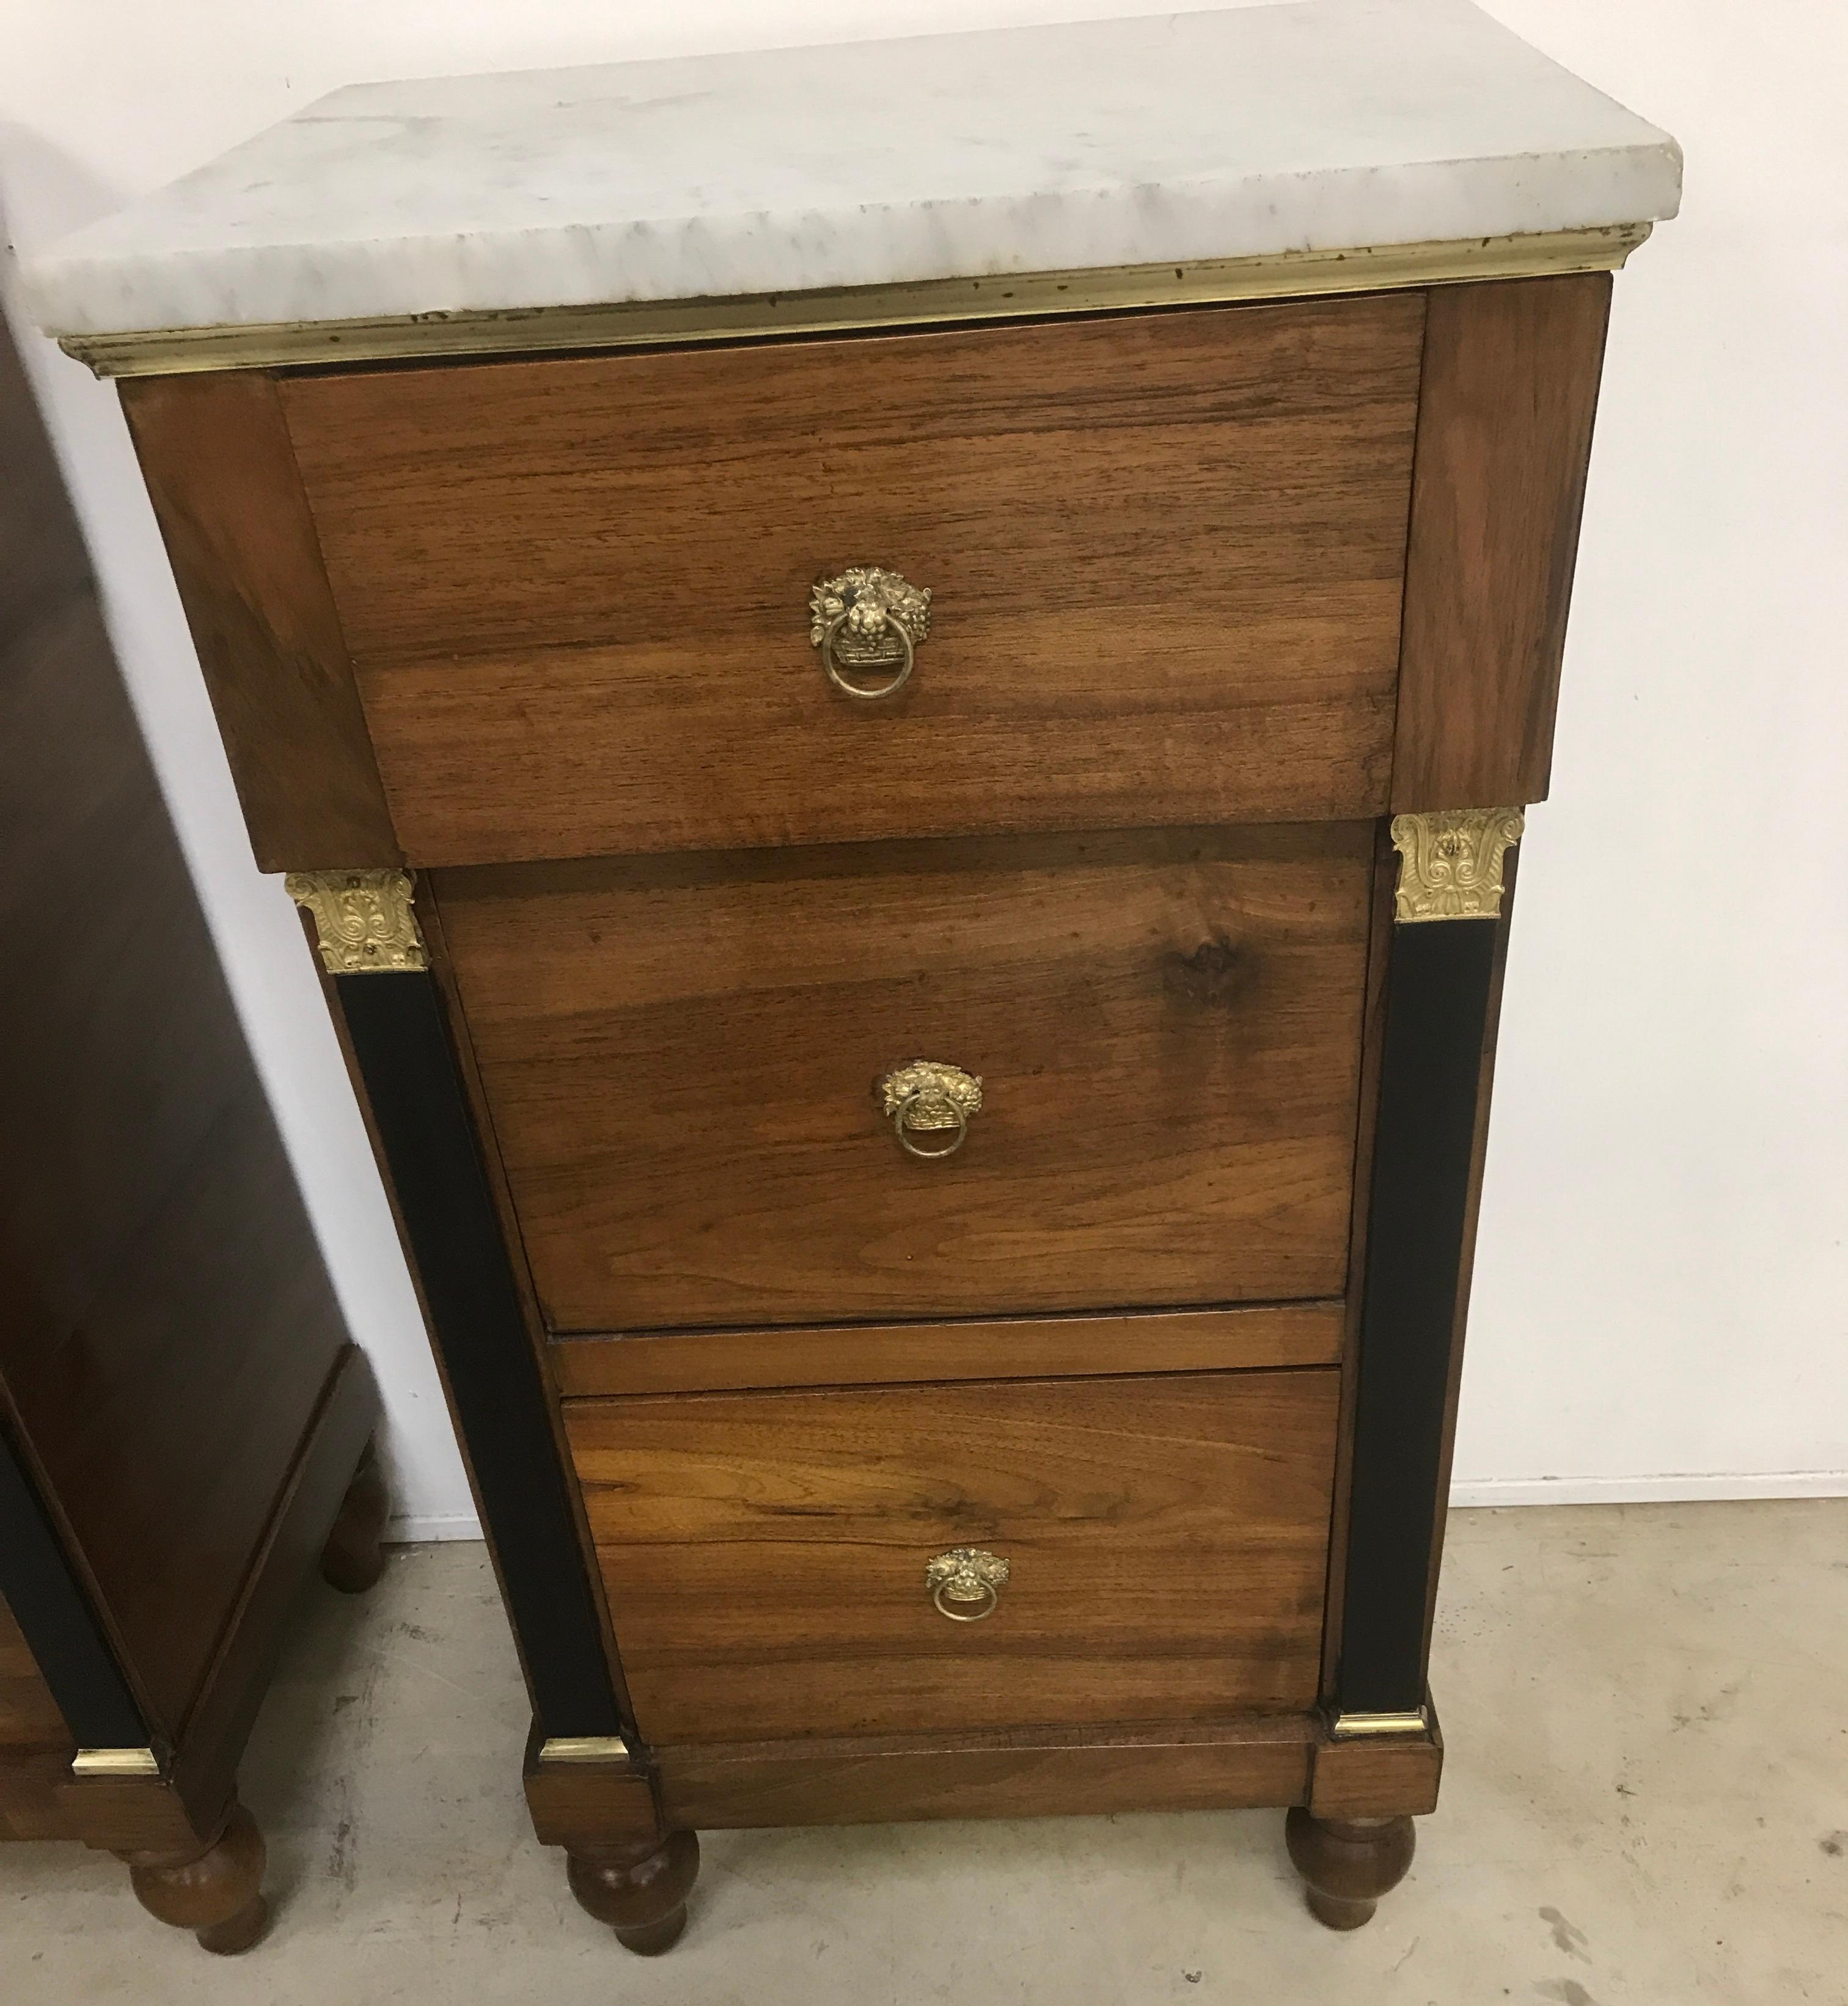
281, 295, 1424, 865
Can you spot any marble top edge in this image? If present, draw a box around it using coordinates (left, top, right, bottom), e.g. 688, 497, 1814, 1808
20, 1, 1682, 341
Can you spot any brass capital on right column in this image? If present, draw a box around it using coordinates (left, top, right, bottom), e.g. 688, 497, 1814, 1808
1388, 808, 1525, 923
285, 868, 428, 975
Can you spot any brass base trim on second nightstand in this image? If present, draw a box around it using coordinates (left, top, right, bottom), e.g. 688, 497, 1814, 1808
59, 224, 1652, 379
538, 1736, 636, 1765
70, 1747, 163, 1777
1329, 1709, 1432, 1741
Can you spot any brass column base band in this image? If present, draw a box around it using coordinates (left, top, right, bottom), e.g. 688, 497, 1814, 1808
1329, 1710, 1432, 1741
61, 224, 1651, 378
538, 1735, 636, 1766
71, 1747, 163, 1777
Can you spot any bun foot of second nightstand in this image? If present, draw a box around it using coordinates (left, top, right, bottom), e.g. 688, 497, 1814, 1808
1285, 1808, 1416, 1930
319, 1440, 389, 1594
566, 1828, 700, 1954
119, 1800, 270, 1953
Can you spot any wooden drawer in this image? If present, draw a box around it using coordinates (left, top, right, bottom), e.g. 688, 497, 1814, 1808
565, 1367, 1339, 1743
433, 822, 1374, 1331
283, 295, 1425, 864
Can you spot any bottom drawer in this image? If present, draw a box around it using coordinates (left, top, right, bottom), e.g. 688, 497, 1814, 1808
565, 1369, 1338, 1744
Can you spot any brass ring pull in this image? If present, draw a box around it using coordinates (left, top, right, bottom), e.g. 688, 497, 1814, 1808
895, 1088, 966, 1159
878, 1061, 982, 1160
820, 609, 914, 701
926, 1548, 1009, 1622
810, 567, 931, 702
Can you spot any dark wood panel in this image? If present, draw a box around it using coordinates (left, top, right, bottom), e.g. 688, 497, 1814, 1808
568, 1369, 1339, 1744
119, 370, 398, 869
4, 1097, 346, 1737
434, 824, 1374, 1330
0, 596, 235, 1358
1335, 913, 1503, 1718
1, 315, 357, 1766
330, 970, 625, 1741
164, 1347, 376, 1831
0, 1747, 78, 1842
1392, 274, 1612, 811
0, 1594, 68, 1753
282, 296, 1424, 862
408, 890, 638, 1726
550, 1301, 1344, 1397
657, 1716, 1314, 1829
0, 1406, 146, 1750
1421, 858, 1519, 1666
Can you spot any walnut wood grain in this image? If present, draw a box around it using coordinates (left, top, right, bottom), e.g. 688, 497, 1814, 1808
432, 824, 1373, 1331
566, 1368, 1338, 1744
549, 1301, 1344, 1397
1392, 274, 1612, 811
118, 371, 398, 869
282, 296, 1425, 863
654, 1715, 1314, 1829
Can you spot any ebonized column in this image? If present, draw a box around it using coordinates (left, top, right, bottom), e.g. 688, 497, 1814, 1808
288, 871, 624, 1743
1332, 808, 1523, 1728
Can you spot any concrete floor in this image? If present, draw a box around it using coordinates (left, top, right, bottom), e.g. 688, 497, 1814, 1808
1, 1500, 1842, 2005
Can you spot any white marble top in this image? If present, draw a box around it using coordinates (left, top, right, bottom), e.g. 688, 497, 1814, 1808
21, 0, 1680, 339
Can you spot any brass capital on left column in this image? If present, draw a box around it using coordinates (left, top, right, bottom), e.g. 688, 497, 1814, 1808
1388, 808, 1524, 924
285, 868, 427, 975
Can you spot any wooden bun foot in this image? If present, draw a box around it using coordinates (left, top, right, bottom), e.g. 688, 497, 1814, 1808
1285, 1808, 1415, 1930
120, 1801, 269, 1953
566, 1828, 700, 1955
320, 1440, 389, 1594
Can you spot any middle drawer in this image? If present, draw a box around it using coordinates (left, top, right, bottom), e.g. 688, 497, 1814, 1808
433, 821, 1374, 1332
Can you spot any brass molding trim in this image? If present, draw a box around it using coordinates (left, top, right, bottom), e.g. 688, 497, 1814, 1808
286, 868, 428, 975
1329, 1709, 1431, 1741
71, 1746, 162, 1778
537, 1735, 634, 1766
1389, 808, 1525, 924
59, 224, 1651, 379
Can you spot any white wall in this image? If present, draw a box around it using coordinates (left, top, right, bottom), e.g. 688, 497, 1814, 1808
2, 1, 1842, 1530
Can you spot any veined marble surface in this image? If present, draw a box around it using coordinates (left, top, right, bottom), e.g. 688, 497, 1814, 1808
21, 0, 1681, 339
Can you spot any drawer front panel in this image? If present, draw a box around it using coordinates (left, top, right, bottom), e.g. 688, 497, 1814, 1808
433, 823, 1374, 1331
566, 1368, 1339, 1743
284, 296, 1424, 863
